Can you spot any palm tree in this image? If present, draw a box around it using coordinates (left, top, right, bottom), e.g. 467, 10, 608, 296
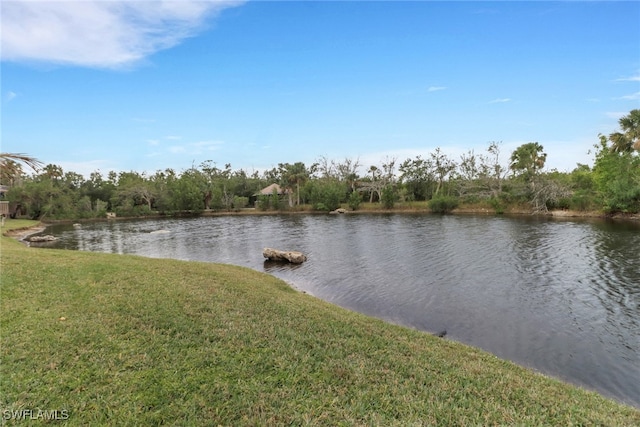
509, 142, 547, 178
0, 152, 43, 175
609, 109, 640, 153
278, 162, 309, 207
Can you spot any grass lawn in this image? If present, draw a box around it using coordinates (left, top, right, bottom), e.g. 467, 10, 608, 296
1, 219, 639, 426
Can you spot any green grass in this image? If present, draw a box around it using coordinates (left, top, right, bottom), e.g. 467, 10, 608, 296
1, 219, 639, 426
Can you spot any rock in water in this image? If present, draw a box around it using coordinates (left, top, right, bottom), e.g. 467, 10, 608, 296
150, 229, 170, 234
263, 248, 307, 264
28, 235, 57, 242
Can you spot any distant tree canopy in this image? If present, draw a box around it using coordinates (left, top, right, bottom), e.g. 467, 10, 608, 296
3, 110, 639, 218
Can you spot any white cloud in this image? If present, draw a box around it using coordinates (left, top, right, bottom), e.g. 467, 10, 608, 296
55, 159, 113, 178
536, 139, 594, 172
615, 74, 640, 82
489, 98, 511, 104
427, 86, 447, 92
169, 145, 187, 154
192, 140, 224, 151
605, 111, 626, 119
6, 91, 17, 102
0, 0, 245, 69
617, 91, 640, 101
167, 140, 224, 155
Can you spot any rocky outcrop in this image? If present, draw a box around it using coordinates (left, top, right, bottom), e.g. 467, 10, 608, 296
263, 248, 307, 264
330, 208, 347, 214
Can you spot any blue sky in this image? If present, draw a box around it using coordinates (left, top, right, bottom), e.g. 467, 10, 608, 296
2, 1, 639, 178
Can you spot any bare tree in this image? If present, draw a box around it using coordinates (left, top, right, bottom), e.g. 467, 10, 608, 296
431, 148, 456, 196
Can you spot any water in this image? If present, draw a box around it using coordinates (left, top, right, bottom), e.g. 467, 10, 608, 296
36, 214, 640, 407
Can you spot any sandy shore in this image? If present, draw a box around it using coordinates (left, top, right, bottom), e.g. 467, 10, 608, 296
3, 225, 47, 241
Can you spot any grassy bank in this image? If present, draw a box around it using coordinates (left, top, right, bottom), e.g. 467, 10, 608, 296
1, 220, 638, 425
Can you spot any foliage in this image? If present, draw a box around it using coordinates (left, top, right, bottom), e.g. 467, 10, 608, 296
0, 153, 43, 185
307, 180, 346, 211
455, 142, 508, 199
431, 147, 457, 196
233, 196, 248, 210
510, 142, 547, 181
593, 134, 640, 213
270, 187, 282, 211
399, 155, 434, 201
4, 111, 640, 218
278, 162, 310, 207
428, 195, 459, 213
348, 190, 362, 211
530, 175, 572, 213
609, 109, 640, 153
257, 194, 270, 211
489, 196, 505, 214
357, 158, 397, 204
381, 185, 396, 209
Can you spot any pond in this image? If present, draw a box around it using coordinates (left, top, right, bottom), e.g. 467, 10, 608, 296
36, 213, 640, 407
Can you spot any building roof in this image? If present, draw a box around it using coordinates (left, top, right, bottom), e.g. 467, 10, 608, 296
255, 183, 290, 196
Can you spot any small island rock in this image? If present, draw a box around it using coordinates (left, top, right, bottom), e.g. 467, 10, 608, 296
28, 235, 57, 242
263, 248, 307, 264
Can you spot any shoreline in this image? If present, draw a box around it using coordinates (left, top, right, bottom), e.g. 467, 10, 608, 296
6, 208, 638, 247
18, 206, 640, 226
2, 224, 47, 241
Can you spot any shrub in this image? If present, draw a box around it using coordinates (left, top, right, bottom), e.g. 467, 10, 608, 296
233, 196, 248, 210
568, 192, 597, 211
257, 195, 270, 211
308, 180, 346, 212
429, 195, 459, 213
489, 197, 505, 214
314, 202, 330, 212
381, 186, 396, 209
348, 191, 362, 211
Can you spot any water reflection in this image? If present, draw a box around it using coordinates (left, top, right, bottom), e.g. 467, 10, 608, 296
36, 214, 640, 407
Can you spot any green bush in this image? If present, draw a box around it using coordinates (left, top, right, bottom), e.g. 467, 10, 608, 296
308, 180, 345, 212
257, 195, 270, 211
233, 196, 248, 210
348, 191, 362, 211
568, 192, 596, 211
546, 197, 571, 211
489, 197, 505, 214
313, 202, 330, 212
429, 195, 459, 213
381, 186, 396, 209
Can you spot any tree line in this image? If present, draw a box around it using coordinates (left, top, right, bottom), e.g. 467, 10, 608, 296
1, 110, 638, 220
